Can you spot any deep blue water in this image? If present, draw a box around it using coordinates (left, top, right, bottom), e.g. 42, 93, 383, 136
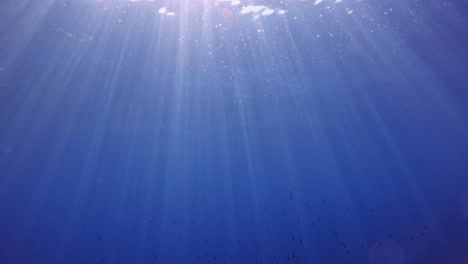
0, 0, 467, 263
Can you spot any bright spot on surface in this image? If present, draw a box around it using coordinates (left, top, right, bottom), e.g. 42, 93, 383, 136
314, 0, 323, 5
241, 5, 266, 14
124, 0, 344, 18
262, 8, 274, 16
348, 10, 353, 14
461, 188, 468, 219
369, 239, 405, 264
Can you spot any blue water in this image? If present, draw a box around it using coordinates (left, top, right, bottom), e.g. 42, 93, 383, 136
0, 0, 467, 263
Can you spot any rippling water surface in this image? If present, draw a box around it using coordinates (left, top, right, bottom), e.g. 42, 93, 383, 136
0, 0, 467, 263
